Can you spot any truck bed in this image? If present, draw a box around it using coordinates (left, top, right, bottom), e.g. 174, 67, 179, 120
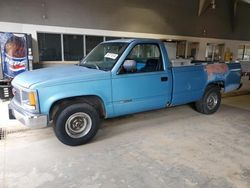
170, 62, 241, 106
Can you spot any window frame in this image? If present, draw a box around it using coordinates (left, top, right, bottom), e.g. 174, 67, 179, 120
85, 35, 104, 55
118, 43, 164, 75
63, 34, 84, 61
80, 42, 129, 71
238, 45, 250, 61
37, 32, 108, 62
37, 32, 63, 61
205, 43, 225, 61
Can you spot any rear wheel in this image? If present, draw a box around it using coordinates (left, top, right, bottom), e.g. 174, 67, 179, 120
195, 85, 221, 114
53, 103, 100, 146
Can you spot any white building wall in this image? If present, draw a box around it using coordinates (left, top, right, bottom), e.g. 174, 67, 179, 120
1, 21, 250, 63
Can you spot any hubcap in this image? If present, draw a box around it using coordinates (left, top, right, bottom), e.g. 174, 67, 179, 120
207, 92, 218, 110
65, 112, 92, 138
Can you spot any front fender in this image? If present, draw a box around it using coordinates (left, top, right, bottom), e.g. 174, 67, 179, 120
37, 79, 114, 117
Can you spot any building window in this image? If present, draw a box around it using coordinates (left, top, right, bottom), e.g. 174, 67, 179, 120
63, 34, 84, 61
245, 46, 250, 60
205, 43, 224, 61
105, 36, 121, 41
238, 45, 250, 60
37, 33, 62, 61
86, 36, 104, 55
176, 41, 186, 58
164, 40, 199, 60
238, 45, 244, 60
187, 42, 199, 59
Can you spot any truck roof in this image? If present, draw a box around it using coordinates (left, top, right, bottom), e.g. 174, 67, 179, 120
102, 38, 161, 43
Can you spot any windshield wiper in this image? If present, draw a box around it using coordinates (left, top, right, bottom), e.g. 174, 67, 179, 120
79, 63, 101, 70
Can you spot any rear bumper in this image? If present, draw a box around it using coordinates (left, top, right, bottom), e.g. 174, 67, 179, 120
8, 101, 48, 129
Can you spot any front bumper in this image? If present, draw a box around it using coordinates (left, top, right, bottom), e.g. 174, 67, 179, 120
8, 101, 48, 129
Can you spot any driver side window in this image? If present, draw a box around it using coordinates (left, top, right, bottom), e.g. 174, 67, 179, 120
120, 44, 163, 74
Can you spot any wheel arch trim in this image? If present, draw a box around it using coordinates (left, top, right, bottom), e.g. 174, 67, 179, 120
48, 95, 107, 121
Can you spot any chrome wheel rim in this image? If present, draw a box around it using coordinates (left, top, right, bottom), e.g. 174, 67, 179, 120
65, 112, 92, 138
207, 93, 218, 110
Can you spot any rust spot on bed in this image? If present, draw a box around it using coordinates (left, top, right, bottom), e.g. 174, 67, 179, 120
205, 64, 229, 76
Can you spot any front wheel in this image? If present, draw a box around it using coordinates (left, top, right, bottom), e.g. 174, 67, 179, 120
53, 103, 100, 146
195, 85, 221, 114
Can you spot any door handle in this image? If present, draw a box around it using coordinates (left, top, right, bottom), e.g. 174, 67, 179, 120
161, 77, 168, 82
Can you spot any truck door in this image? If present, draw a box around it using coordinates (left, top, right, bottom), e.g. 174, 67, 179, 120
112, 43, 172, 116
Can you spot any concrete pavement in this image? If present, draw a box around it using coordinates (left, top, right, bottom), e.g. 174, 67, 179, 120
0, 94, 250, 188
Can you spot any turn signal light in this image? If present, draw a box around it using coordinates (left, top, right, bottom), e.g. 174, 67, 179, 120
28, 92, 36, 106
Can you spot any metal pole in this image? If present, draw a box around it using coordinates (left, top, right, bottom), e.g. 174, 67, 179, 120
61, 34, 64, 61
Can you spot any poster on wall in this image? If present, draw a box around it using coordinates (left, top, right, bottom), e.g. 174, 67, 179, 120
0, 32, 29, 79
0, 47, 2, 80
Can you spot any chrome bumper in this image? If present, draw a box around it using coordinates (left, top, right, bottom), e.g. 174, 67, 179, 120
8, 101, 48, 129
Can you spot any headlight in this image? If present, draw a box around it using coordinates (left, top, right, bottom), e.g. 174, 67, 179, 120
21, 90, 38, 111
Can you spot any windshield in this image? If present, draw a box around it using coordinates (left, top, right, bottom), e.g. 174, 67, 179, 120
80, 42, 128, 71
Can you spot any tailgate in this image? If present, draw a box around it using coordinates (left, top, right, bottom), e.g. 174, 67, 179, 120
224, 63, 241, 92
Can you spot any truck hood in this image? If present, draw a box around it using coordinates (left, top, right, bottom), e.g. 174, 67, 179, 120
12, 65, 110, 89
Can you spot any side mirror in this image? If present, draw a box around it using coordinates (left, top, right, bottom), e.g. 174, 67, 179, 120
123, 60, 137, 73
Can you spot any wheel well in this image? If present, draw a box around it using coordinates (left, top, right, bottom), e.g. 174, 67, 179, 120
49, 96, 106, 121
207, 81, 224, 90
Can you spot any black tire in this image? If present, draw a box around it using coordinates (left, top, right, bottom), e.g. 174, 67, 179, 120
195, 85, 221, 114
53, 103, 100, 146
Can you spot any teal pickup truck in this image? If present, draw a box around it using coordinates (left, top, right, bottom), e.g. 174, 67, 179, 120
9, 39, 242, 146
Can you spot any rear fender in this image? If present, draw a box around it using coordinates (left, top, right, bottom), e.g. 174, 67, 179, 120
205, 63, 241, 93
